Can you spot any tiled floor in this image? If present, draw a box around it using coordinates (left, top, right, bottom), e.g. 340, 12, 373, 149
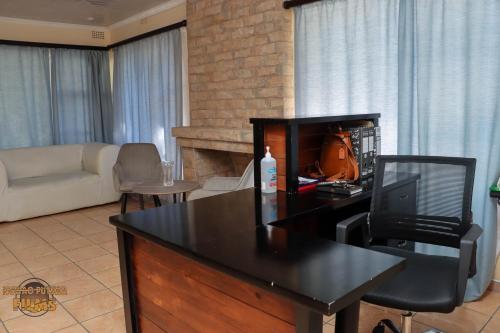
0, 202, 499, 333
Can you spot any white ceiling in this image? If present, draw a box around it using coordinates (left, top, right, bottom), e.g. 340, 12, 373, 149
0, 0, 177, 27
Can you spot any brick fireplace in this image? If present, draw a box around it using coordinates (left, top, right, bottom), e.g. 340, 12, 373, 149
173, 0, 294, 184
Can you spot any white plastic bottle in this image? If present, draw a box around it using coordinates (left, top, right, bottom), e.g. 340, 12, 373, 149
261, 146, 277, 193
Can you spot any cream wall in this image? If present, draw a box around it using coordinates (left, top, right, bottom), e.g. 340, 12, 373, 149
109, 4, 186, 45
0, 16, 109, 46
0, 2, 186, 47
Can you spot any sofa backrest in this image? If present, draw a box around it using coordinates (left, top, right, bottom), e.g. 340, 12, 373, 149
0, 144, 84, 180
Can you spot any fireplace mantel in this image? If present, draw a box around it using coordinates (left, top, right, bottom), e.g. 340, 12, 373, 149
172, 126, 253, 154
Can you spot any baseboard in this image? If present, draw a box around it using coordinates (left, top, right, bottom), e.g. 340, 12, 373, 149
488, 280, 500, 292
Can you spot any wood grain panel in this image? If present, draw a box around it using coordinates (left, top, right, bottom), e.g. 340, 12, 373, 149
131, 237, 296, 333
138, 315, 168, 333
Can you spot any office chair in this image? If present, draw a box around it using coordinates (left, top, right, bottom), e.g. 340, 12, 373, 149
336, 155, 482, 333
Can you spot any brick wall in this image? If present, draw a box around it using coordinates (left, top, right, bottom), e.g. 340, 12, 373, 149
187, 0, 294, 129
179, 0, 294, 185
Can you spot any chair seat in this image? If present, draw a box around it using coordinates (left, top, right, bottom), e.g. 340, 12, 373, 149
363, 245, 459, 313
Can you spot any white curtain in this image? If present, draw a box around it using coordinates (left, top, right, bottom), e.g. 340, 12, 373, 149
112, 29, 183, 176
294, 0, 500, 300
0, 45, 52, 149
51, 49, 113, 144
397, 0, 500, 300
294, 0, 400, 154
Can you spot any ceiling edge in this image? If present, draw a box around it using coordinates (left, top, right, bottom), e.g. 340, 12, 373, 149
109, 0, 186, 29
0, 15, 108, 31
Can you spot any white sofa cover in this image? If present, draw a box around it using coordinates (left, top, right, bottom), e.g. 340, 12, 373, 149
0, 143, 120, 222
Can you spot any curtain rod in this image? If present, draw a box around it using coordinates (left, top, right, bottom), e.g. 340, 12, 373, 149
0, 20, 187, 51
0, 39, 108, 51
108, 20, 187, 49
283, 0, 322, 9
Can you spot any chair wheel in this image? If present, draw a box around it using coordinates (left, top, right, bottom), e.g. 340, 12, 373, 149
373, 322, 386, 333
373, 319, 401, 333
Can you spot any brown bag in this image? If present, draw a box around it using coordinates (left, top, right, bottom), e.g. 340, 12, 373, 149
311, 131, 359, 182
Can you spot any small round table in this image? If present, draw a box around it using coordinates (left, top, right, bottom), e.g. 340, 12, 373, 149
133, 180, 199, 209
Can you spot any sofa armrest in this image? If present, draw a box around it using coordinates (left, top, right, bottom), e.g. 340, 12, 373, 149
83, 143, 121, 202
0, 159, 7, 194
456, 223, 483, 305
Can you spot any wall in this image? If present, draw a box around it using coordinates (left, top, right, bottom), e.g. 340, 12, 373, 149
0, 16, 108, 46
109, 3, 186, 45
0, 2, 187, 47
187, 0, 294, 129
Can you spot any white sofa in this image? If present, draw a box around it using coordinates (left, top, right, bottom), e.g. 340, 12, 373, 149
0, 143, 121, 222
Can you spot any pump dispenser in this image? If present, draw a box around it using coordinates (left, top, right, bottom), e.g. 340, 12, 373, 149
260, 146, 277, 193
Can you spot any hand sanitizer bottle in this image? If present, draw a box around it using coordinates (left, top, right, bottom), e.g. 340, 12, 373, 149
261, 146, 277, 193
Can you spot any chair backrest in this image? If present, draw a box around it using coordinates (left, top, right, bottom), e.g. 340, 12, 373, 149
115, 143, 162, 183
369, 155, 476, 249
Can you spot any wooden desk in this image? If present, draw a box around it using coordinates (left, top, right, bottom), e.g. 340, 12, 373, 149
110, 189, 405, 333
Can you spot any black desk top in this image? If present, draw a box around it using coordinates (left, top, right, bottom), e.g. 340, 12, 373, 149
110, 188, 405, 315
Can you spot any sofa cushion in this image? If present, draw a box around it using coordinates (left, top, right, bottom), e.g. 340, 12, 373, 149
3, 171, 101, 221
0, 144, 84, 180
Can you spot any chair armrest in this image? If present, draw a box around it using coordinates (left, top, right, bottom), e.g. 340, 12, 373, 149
456, 223, 483, 305
0, 160, 7, 194
113, 162, 123, 193
336, 212, 369, 244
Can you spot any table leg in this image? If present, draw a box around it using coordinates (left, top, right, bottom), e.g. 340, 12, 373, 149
139, 195, 145, 210
183, 192, 187, 202
153, 195, 162, 207
173, 193, 177, 203
335, 300, 360, 333
120, 193, 128, 214
295, 305, 322, 333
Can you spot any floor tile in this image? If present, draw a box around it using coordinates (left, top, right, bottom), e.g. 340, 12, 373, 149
52, 212, 88, 224
55, 275, 105, 303
0, 231, 46, 250
323, 322, 335, 333
21, 216, 59, 228
40, 228, 81, 244
482, 312, 500, 333
4, 305, 76, 333
78, 206, 112, 219
63, 245, 109, 263
51, 237, 94, 252
0, 274, 32, 322
100, 240, 119, 255
463, 289, 500, 317
77, 254, 119, 274
110, 285, 123, 299
93, 267, 121, 288
0, 322, 7, 333
81, 308, 126, 333
86, 230, 117, 245
63, 218, 110, 237
28, 222, 67, 236
21, 252, 70, 273
10, 243, 58, 261
0, 242, 8, 254
35, 263, 86, 285
415, 305, 490, 333
64, 290, 123, 322
0, 262, 29, 281
0, 251, 18, 266
0, 223, 28, 235
53, 324, 88, 333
